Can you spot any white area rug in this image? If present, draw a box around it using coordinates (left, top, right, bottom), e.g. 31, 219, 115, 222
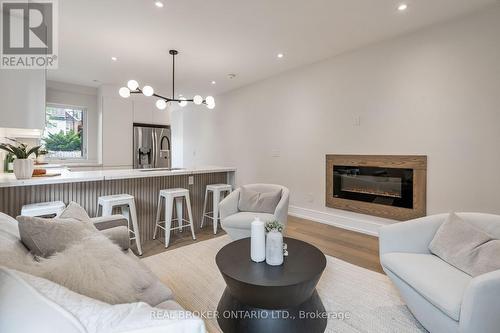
141, 236, 426, 333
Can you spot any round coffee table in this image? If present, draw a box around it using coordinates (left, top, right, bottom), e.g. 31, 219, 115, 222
216, 237, 327, 333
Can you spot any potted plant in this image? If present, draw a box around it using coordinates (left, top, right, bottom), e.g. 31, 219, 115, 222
0, 139, 41, 179
265, 220, 285, 266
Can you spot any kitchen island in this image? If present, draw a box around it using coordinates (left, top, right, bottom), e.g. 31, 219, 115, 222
0, 166, 236, 242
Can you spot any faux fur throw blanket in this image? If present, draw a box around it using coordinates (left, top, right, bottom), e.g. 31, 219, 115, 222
0, 233, 157, 304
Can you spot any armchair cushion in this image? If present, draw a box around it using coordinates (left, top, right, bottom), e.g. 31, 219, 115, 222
222, 212, 274, 230
382, 252, 471, 321
238, 186, 282, 214
429, 212, 500, 277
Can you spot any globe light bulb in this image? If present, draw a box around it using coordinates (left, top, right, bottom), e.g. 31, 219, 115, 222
156, 99, 167, 110
193, 95, 203, 105
178, 97, 188, 107
119, 87, 130, 98
142, 85, 154, 97
207, 102, 215, 110
205, 96, 215, 105
127, 80, 139, 90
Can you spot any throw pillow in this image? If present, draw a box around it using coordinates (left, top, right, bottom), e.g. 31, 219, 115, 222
17, 215, 98, 257
429, 212, 500, 276
238, 186, 282, 214
59, 201, 92, 223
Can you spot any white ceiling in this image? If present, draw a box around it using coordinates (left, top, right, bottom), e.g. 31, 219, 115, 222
48, 0, 497, 97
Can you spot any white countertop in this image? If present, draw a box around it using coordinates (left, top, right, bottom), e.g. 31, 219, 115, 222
0, 166, 236, 188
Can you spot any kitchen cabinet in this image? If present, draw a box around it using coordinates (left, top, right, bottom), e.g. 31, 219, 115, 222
101, 96, 133, 167
0, 70, 46, 130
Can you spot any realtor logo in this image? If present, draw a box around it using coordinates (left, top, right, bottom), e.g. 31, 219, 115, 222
1, 0, 58, 69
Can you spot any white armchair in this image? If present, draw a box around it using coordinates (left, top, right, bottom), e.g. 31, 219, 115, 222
379, 213, 500, 333
219, 184, 289, 240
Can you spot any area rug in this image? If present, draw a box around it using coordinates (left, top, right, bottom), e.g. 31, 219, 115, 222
141, 235, 426, 333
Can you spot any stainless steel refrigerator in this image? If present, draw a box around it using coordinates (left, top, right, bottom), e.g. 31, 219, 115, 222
133, 124, 171, 169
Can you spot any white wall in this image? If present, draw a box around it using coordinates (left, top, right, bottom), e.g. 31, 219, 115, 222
46, 81, 99, 162
182, 6, 500, 218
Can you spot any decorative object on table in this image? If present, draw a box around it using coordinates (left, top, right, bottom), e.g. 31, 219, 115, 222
0, 138, 41, 180
250, 217, 266, 262
3, 152, 14, 173
265, 220, 284, 266
118, 50, 216, 110
35, 148, 48, 164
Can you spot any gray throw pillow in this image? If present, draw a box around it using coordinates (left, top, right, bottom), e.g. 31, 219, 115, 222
238, 186, 282, 214
17, 215, 98, 258
429, 212, 500, 276
59, 201, 92, 223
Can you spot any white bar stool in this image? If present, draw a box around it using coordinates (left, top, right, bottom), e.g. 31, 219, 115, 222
201, 184, 232, 234
97, 194, 143, 256
153, 188, 196, 248
21, 201, 66, 218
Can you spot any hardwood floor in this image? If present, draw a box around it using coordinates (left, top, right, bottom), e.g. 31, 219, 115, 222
138, 215, 383, 274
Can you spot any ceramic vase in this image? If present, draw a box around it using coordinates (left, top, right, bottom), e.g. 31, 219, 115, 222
266, 230, 284, 266
13, 159, 34, 180
250, 218, 266, 262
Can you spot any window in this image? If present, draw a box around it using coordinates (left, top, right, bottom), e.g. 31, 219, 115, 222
43, 104, 87, 160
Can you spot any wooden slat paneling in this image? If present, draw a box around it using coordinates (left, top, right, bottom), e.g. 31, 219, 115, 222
0, 172, 228, 242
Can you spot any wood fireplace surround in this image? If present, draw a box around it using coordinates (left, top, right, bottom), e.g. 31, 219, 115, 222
326, 155, 427, 221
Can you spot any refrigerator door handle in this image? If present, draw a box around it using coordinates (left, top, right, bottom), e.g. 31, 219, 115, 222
151, 130, 156, 167
154, 130, 159, 167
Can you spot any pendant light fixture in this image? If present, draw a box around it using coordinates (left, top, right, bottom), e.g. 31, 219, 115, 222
119, 50, 215, 110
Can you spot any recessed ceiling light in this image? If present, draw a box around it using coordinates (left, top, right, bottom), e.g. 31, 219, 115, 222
154, 1, 164, 8
397, 3, 408, 11
277, 53, 284, 59
211, 81, 216, 85
111, 56, 118, 61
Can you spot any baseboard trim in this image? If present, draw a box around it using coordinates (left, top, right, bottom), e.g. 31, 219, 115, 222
288, 206, 396, 237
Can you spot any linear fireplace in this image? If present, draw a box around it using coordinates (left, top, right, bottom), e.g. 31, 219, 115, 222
326, 155, 427, 220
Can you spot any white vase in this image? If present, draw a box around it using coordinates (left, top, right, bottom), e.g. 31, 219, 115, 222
250, 218, 266, 262
13, 159, 34, 180
266, 230, 284, 266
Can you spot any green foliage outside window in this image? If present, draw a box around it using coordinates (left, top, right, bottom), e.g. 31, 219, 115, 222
44, 130, 82, 152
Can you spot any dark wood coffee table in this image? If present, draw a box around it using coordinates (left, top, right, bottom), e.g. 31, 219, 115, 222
216, 237, 327, 333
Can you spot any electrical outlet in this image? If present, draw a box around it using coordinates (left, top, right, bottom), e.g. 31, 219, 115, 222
188, 176, 194, 185
306, 193, 314, 203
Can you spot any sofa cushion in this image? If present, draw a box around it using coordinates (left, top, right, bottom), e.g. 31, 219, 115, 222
382, 252, 471, 321
429, 212, 500, 276
222, 212, 274, 230
6, 268, 205, 333
238, 186, 281, 214
0, 212, 31, 270
17, 215, 98, 257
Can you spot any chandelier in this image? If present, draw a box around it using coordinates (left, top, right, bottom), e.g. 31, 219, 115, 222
118, 50, 215, 110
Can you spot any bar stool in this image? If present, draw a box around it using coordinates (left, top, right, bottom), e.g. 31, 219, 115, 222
21, 201, 66, 218
97, 194, 143, 256
153, 188, 196, 248
201, 184, 232, 234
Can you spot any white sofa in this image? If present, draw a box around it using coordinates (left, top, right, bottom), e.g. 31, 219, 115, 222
0, 212, 205, 333
219, 184, 289, 240
379, 213, 500, 333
